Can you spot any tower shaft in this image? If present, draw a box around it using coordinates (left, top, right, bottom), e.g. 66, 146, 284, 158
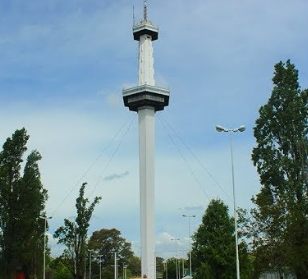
139, 107, 155, 279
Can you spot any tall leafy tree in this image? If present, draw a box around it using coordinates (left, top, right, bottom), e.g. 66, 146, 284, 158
191, 199, 251, 279
0, 128, 48, 279
54, 182, 101, 279
251, 60, 308, 278
88, 228, 135, 279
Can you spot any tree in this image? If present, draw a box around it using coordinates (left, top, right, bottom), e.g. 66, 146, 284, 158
156, 256, 164, 279
54, 182, 101, 279
49, 256, 72, 279
88, 228, 135, 279
191, 199, 251, 279
0, 128, 48, 279
251, 60, 308, 279
163, 258, 178, 279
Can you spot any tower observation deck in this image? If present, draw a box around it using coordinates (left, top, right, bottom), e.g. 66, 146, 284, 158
122, 2, 170, 279
122, 6, 169, 111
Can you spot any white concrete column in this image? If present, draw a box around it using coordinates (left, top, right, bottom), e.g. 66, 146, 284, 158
138, 107, 156, 279
138, 34, 155, 86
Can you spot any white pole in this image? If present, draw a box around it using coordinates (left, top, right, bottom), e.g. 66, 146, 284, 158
39, 216, 51, 279
216, 125, 245, 279
99, 258, 102, 279
89, 251, 92, 279
189, 217, 191, 277
230, 134, 240, 279
182, 214, 195, 277
114, 252, 117, 279
43, 217, 46, 279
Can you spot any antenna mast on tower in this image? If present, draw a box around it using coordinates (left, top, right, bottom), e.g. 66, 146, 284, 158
143, 0, 148, 20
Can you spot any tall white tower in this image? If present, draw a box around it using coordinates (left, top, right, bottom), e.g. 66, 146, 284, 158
122, 2, 170, 279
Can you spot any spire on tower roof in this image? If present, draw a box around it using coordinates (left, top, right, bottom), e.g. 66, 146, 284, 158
144, 0, 148, 21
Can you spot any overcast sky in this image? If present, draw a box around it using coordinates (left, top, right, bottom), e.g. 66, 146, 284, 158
0, 0, 307, 258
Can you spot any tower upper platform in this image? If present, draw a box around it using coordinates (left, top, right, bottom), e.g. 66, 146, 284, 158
122, 3, 170, 113
133, 20, 158, 41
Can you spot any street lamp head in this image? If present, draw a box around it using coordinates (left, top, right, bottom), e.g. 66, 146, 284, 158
215, 125, 227, 132
237, 125, 246, 132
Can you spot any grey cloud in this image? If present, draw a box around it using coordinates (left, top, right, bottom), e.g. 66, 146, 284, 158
104, 171, 129, 181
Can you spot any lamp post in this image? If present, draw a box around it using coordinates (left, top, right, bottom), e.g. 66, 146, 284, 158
88, 249, 94, 279
123, 264, 127, 279
171, 238, 180, 279
182, 214, 196, 277
114, 252, 118, 279
39, 215, 52, 279
97, 255, 103, 279
215, 124, 245, 279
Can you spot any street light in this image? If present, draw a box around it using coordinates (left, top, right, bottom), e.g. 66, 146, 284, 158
171, 238, 180, 279
123, 264, 127, 279
97, 255, 103, 279
216, 124, 246, 279
39, 215, 52, 279
88, 249, 94, 279
182, 214, 196, 277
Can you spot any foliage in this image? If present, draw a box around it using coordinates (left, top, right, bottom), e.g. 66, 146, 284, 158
0, 128, 48, 279
163, 257, 187, 279
191, 199, 251, 279
54, 182, 101, 279
88, 228, 136, 279
49, 257, 72, 279
156, 256, 164, 278
251, 60, 308, 279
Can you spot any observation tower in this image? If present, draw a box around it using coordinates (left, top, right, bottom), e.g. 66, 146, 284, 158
122, 1, 170, 278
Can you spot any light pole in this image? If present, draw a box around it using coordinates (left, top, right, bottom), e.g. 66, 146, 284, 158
114, 252, 117, 279
98, 255, 103, 279
216, 124, 245, 279
171, 238, 180, 279
182, 214, 196, 277
39, 215, 52, 279
164, 260, 168, 279
88, 249, 94, 279
123, 264, 127, 279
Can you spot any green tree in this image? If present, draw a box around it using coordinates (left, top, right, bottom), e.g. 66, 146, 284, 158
88, 228, 134, 279
127, 255, 141, 277
49, 256, 72, 279
0, 128, 48, 279
156, 257, 164, 279
251, 60, 308, 279
164, 258, 175, 279
191, 199, 251, 279
54, 182, 101, 279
